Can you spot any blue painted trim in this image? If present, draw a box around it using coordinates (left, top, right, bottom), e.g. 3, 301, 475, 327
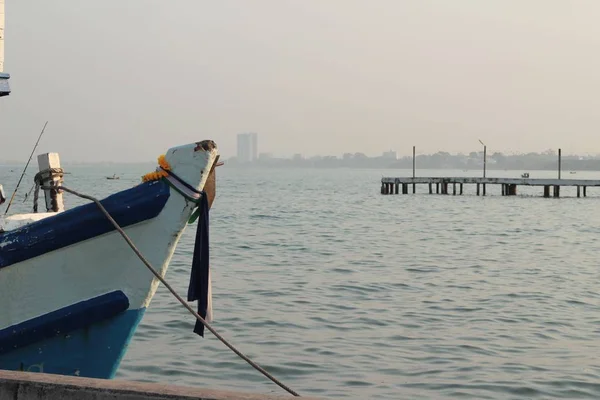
0, 308, 146, 378
0, 180, 170, 268
0, 291, 130, 355
0, 73, 9, 96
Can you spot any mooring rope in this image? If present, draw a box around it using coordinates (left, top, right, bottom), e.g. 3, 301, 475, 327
33, 168, 64, 212
40, 184, 301, 397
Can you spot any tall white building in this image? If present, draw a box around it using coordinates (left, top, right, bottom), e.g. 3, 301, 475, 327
237, 132, 258, 162
382, 150, 397, 160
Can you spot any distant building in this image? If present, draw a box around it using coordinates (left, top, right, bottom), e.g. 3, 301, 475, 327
382, 150, 397, 160
237, 132, 258, 162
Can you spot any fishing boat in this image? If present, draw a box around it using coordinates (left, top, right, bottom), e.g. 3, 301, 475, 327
521, 172, 530, 178
0, 140, 220, 378
106, 174, 120, 180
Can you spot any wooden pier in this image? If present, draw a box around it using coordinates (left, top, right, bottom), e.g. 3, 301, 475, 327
380, 177, 600, 198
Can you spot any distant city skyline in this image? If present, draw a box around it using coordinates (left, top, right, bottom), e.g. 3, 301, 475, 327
224, 147, 600, 171
227, 139, 600, 161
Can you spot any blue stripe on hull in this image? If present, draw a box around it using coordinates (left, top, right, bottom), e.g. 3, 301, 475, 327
0, 308, 145, 378
0, 291, 130, 355
0, 180, 170, 268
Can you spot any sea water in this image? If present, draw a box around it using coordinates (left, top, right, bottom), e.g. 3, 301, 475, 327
2, 165, 600, 399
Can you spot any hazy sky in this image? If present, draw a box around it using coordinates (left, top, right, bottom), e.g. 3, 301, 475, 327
1, 0, 599, 162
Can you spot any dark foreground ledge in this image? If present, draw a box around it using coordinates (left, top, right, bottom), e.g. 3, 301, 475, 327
0, 370, 322, 400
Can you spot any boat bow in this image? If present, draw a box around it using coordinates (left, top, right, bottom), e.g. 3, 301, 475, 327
0, 140, 219, 378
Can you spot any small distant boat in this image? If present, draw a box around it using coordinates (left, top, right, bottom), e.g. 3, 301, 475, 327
106, 174, 120, 180
521, 172, 530, 178
570, 171, 576, 175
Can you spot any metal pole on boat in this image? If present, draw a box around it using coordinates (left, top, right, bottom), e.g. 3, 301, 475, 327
0, 0, 5, 72
4, 121, 49, 215
0, 0, 10, 97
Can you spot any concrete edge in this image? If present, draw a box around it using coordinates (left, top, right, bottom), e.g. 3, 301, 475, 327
0, 370, 320, 400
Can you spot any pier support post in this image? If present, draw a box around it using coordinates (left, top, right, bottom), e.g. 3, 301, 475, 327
402, 183, 408, 194
436, 183, 439, 194
37, 153, 65, 212
395, 183, 399, 195
577, 186, 581, 198
553, 185, 560, 198
483, 184, 486, 196
429, 183, 432, 194
381, 183, 385, 195
584, 186, 587, 197
508, 184, 517, 196
501, 184, 505, 196
543, 185, 550, 198
460, 183, 463, 195
476, 183, 480, 196
453, 183, 456, 195
413, 183, 416, 194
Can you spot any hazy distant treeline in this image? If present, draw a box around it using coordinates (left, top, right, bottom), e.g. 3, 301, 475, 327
226, 150, 600, 171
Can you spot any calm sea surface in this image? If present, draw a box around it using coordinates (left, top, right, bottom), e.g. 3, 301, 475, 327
2, 165, 600, 399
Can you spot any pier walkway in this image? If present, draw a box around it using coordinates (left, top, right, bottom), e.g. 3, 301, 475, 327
381, 177, 600, 197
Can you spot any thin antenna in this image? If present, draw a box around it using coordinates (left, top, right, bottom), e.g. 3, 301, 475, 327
4, 121, 49, 215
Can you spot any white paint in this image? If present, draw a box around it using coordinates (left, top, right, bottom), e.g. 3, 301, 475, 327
0, 141, 219, 329
0, 212, 58, 232
0, 0, 4, 72
37, 153, 65, 212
